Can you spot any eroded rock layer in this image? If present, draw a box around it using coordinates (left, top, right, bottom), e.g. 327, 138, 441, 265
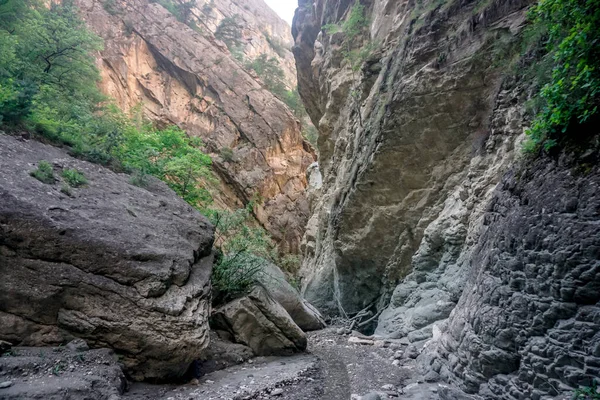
0, 133, 214, 381
75, 0, 314, 253
420, 152, 600, 398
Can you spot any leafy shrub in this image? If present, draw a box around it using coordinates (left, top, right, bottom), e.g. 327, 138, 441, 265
212, 251, 266, 303
206, 206, 278, 304
61, 168, 88, 187
525, 0, 600, 151
574, 381, 600, 399
30, 161, 55, 184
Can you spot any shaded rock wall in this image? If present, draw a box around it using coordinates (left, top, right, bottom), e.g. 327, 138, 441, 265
420, 151, 600, 398
0, 134, 214, 381
75, 0, 315, 253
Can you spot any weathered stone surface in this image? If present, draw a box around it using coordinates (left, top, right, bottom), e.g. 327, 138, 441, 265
74, 0, 315, 253
258, 262, 326, 331
0, 134, 214, 381
0, 345, 126, 400
375, 80, 528, 340
293, 0, 531, 315
211, 287, 308, 355
195, 331, 254, 375
419, 152, 600, 398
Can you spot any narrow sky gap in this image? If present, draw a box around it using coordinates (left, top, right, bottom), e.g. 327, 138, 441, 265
264, 0, 297, 25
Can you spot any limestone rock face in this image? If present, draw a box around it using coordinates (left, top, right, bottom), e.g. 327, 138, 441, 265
182, 0, 298, 87
211, 287, 308, 355
0, 134, 214, 381
74, 0, 315, 253
419, 152, 600, 398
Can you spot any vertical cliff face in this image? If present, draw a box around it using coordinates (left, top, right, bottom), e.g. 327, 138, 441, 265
75, 0, 314, 252
293, 0, 600, 397
293, 0, 530, 315
419, 150, 600, 398
186, 0, 298, 86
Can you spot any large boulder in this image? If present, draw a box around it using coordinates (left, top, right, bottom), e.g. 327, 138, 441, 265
258, 263, 326, 331
0, 134, 214, 381
211, 287, 307, 355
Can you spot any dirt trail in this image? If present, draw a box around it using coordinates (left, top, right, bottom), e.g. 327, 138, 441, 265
0, 328, 467, 400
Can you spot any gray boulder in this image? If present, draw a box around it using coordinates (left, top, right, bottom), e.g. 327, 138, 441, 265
0, 134, 214, 381
258, 262, 326, 331
211, 287, 307, 355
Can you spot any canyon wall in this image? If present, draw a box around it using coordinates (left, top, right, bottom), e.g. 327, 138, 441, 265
76, 0, 314, 252
293, 0, 530, 315
293, 0, 600, 397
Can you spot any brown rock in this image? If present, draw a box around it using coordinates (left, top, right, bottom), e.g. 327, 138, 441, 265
74, 0, 315, 253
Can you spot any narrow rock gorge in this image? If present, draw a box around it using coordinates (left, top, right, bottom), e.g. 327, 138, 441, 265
1, 0, 599, 398
293, 0, 600, 398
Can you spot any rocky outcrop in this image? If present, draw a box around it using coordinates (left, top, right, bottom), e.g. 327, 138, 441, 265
419, 151, 600, 398
184, 0, 298, 87
211, 287, 308, 355
258, 262, 326, 331
75, 0, 315, 253
0, 133, 214, 381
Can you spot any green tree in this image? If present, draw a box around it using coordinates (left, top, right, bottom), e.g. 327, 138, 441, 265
215, 15, 244, 59
246, 54, 286, 95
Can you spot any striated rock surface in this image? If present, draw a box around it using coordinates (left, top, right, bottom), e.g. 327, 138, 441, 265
419, 151, 600, 398
0, 133, 214, 381
75, 0, 315, 253
258, 262, 326, 331
211, 287, 308, 355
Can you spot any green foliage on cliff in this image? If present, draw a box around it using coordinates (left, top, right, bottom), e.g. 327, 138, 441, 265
61, 169, 88, 188
30, 161, 55, 184
246, 54, 308, 119
215, 15, 244, 60
151, 0, 195, 24
525, 0, 600, 151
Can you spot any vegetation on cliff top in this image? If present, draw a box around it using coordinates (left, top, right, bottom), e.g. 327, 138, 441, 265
525, 0, 599, 151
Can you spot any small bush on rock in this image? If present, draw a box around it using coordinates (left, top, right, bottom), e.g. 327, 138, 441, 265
30, 161, 55, 184
62, 168, 88, 187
